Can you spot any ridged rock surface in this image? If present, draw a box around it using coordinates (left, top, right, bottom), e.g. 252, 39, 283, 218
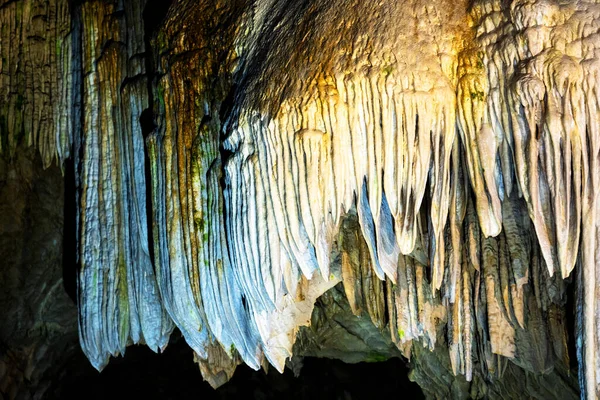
0, 0, 74, 166
75, 0, 173, 370
2, 0, 600, 399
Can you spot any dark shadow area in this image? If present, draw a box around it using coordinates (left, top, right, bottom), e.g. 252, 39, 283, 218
139, 0, 173, 264
45, 332, 424, 400
61, 156, 77, 303
565, 275, 579, 372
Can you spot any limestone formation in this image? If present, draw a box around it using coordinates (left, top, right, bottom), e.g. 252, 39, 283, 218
75, 0, 172, 370
1, 0, 600, 399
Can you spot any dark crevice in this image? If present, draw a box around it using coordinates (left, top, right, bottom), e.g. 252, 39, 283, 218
62, 156, 77, 304
139, 106, 156, 262
119, 73, 147, 92
565, 275, 579, 373
94, 39, 127, 66
219, 83, 238, 139
241, 295, 248, 312
218, 98, 236, 168
140, 0, 173, 265
217, 83, 237, 242
62, 0, 84, 305
139, 107, 155, 139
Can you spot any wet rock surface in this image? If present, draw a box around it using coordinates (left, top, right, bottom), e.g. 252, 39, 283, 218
1, 0, 599, 399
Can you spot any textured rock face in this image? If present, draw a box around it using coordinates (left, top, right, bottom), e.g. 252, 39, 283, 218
0, 0, 74, 166
0, 144, 78, 398
75, 0, 173, 370
1, 0, 600, 399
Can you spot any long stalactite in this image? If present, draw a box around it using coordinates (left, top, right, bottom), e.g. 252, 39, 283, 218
1, 0, 599, 398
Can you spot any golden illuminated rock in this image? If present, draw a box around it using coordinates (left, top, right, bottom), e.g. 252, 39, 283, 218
1, 0, 600, 398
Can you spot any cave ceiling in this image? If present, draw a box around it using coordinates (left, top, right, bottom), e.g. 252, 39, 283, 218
1, 0, 599, 398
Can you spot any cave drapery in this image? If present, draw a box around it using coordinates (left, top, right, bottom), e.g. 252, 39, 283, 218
1, 0, 599, 398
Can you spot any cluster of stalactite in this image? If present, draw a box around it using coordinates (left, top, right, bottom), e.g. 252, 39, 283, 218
1, 0, 599, 398
0, 0, 73, 166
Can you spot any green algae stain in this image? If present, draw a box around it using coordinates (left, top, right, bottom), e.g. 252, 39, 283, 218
476, 51, 485, 70
156, 85, 166, 110
55, 38, 62, 57
117, 253, 130, 343
156, 30, 168, 51
381, 64, 394, 77
365, 353, 388, 363
470, 91, 484, 102
193, 215, 205, 231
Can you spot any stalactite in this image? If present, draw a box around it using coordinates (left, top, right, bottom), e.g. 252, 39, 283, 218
462, 1, 600, 397
75, 0, 171, 370
3, 0, 600, 398
0, 0, 73, 167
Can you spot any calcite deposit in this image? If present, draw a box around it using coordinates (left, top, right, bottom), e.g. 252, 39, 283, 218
1, 0, 599, 398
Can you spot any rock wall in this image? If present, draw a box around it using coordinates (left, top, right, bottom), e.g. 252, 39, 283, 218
0, 144, 77, 398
